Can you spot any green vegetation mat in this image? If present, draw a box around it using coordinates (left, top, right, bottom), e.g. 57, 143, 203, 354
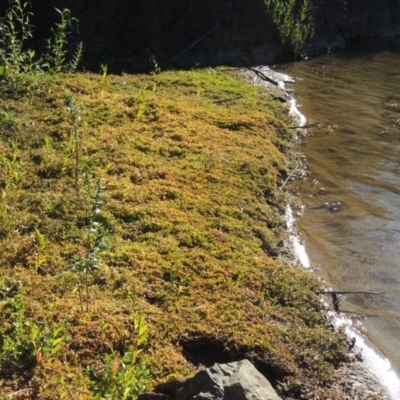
0, 68, 349, 399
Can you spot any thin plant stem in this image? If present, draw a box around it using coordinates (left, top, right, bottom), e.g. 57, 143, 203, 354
85, 268, 89, 312
74, 125, 79, 199
78, 276, 83, 312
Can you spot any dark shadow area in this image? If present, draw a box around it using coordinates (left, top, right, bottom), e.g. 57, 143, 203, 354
179, 334, 289, 386
2, 0, 399, 73
180, 336, 232, 368
25, 0, 281, 71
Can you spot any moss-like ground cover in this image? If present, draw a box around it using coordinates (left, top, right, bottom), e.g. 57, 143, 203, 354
0, 68, 349, 399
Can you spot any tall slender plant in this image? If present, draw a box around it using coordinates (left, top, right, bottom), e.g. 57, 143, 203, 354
63, 92, 82, 197
44, 8, 81, 73
0, 0, 83, 91
71, 176, 109, 312
0, 0, 35, 77
63, 93, 110, 311
264, 0, 314, 56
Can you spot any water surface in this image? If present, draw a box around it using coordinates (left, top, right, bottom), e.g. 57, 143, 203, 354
279, 38, 400, 375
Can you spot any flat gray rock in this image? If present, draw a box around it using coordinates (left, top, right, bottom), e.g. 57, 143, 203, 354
147, 359, 282, 400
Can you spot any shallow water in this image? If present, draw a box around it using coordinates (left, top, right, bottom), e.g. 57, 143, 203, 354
279, 38, 400, 377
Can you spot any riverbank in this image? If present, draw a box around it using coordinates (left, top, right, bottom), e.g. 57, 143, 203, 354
0, 67, 385, 399
242, 65, 394, 399
274, 39, 400, 398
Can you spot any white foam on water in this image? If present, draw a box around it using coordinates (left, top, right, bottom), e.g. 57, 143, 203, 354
286, 201, 400, 399
289, 98, 307, 127
285, 205, 310, 268
282, 79, 400, 399
339, 317, 400, 400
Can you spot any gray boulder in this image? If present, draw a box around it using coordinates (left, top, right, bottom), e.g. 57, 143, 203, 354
140, 359, 282, 400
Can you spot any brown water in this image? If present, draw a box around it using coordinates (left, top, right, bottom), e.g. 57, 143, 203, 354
279, 38, 400, 375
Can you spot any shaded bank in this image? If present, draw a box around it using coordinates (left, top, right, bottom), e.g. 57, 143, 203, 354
2, 0, 400, 67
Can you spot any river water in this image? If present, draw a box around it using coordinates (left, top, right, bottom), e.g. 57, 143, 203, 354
279, 37, 400, 384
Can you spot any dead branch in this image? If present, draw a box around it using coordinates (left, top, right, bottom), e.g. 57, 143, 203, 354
245, 67, 278, 86
177, 23, 219, 57
288, 122, 321, 129
316, 290, 384, 312
212, 96, 242, 104
279, 163, 300, 191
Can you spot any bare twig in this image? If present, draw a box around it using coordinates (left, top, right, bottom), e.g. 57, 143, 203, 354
317, 290, 384, 312
279, 163, 300, 190
288, 122, 320, 129
212, 96, 242, 104
177, 23, 219, 58
245, 67, 278, 86
316, 291, 385, 295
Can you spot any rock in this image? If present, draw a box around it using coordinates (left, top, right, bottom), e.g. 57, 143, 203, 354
149, 359, 282, 400
139, 394, 171, 400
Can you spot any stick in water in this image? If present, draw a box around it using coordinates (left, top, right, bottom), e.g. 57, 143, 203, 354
279, 164, 300, 190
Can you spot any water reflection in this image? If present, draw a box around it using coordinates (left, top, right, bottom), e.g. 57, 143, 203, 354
279, 37, 400, 375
